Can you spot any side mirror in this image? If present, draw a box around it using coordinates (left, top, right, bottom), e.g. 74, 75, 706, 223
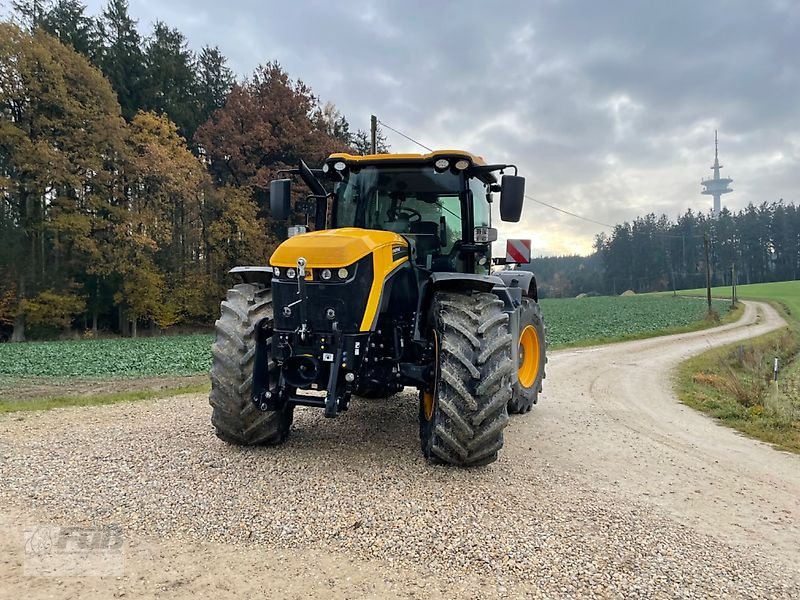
270, 179, 291, 221
499, 175, 525, 222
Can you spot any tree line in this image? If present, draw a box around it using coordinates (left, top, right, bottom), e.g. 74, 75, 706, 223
526, 202, 799, 298
6, 2, 792, 332
1, 0, 387, 340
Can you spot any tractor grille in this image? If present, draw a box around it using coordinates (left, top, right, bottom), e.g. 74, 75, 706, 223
272, 255, 373, 333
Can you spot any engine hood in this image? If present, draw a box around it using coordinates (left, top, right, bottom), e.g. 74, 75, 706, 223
270, 228, 408, 268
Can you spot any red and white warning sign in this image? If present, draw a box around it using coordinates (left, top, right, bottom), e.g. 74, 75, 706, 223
505, 239, 531, 263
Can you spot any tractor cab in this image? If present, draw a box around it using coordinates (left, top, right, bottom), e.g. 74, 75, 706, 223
270, 151, 525, 275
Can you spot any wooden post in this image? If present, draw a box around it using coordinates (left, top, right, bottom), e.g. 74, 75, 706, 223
370, 115, 377, 154
704, 233, 712, 313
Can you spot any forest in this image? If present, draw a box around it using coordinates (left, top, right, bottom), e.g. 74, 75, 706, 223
0, 0, 386, 341
1, 1, 797, 338
528, 202, 800, 298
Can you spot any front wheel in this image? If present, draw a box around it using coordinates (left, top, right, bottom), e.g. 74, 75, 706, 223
209, 284, 294, 446
419, 292, 513, 467
508, 298, 547, 414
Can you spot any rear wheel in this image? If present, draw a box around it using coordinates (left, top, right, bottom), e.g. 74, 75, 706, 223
419, 292, 513, 466
209, 283, 294, 445
508, 298, 547, 414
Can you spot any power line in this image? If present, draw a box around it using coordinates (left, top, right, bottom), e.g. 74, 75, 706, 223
376, 119, 433, 152
377, 118, 612, 229
525, 195, 614, 228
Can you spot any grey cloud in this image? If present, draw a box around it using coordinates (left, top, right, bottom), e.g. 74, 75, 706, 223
84, 0, 800, 254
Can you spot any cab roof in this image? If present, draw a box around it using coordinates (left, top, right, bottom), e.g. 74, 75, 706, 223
327, 149, 487, 166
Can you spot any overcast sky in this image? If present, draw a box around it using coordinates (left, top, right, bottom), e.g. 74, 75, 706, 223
81, 0, 800, 255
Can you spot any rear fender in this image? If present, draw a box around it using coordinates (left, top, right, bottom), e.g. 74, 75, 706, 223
495, 270, 537, 301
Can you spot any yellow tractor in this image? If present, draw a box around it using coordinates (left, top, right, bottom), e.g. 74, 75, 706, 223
210, 150, 546, 466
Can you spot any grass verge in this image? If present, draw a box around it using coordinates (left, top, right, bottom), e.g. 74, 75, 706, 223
0, 382, 210, 414
675, 296, 800, 453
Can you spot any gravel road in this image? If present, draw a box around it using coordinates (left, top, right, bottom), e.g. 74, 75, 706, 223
1, 300, 798, 599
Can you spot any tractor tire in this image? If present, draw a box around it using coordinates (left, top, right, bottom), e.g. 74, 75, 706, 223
419, 291, 513, 467
508, 298, 547, 414
209, 283, 294, 446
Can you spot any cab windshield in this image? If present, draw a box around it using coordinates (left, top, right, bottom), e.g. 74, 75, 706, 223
334, 165, 459, 241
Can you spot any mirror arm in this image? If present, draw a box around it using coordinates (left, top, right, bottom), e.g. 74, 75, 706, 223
276, 160, 328, 197
299, 159, 327, 198
471, 163, 518, 176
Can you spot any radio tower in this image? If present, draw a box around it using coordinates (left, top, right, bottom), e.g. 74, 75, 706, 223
701, 130, 733, 218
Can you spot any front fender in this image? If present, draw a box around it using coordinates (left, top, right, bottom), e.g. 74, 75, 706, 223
228, 266, 274, 287
413, 273, 513, 341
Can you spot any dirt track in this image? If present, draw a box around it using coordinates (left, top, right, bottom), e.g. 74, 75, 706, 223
527, 300, 800, 562
1, 300, 799, 598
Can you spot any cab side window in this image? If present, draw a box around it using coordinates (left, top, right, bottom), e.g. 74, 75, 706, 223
469, 178, 490, 228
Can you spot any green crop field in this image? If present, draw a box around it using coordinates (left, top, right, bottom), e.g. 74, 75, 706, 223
541, 295, 731, 347
0, 334, 214, 378
0, 295, 730, 380
675, 280, 800, 322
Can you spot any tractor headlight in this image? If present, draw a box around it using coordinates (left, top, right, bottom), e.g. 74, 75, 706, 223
321, 269, 332, 280
454, 159, 470, 170
337, 268, 349, 279
287, 268, 297, 279
273, 267, 280, 277
434, 158, 449, 171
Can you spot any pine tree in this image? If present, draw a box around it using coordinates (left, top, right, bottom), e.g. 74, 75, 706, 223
196, 45, 235, 125
40, 0, 100, 59
350, 127, 389, 154
142, 21, 199, 140
10, 0, 47, 29
96, 0, 146, 120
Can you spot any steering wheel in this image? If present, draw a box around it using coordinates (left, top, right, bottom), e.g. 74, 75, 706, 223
396, 207, 422, 222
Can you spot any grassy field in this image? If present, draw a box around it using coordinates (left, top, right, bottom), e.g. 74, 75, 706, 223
675, 280, 800, 318
674, 279, 800, 453
0, 334, 213, 378
0, 334, 213, 412
0, 294, 731, 412
541, 295, 731, 348
0, 295, 730, 380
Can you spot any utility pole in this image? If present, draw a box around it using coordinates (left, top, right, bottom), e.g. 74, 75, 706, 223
370, 115, 377, 154
704, 233, 712, 313
732, 263, 737, 306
